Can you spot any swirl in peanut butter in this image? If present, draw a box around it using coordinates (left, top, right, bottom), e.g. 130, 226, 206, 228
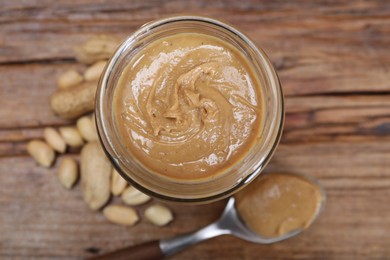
114, 33, 263, 180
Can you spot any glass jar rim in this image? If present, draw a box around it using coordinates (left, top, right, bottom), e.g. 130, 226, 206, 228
96, 15, 284, 203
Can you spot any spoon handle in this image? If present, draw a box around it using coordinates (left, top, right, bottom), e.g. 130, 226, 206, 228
88, 240, 163, 260
88, 220, 229, 259
160, 222, 229, 257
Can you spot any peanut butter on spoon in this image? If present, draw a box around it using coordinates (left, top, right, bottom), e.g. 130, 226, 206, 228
235, 173, 324, 238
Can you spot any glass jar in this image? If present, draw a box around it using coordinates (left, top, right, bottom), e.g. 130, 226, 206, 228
96, 16, 284, 203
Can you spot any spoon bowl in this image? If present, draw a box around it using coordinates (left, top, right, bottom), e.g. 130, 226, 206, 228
160, 195, 317, 257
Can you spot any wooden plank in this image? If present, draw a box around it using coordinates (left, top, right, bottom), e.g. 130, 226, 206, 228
0, 1, 389, 95
1, 140, 389, 259
1, 63, 389, 156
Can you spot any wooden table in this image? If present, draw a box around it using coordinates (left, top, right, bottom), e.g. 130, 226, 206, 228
1, 1, 389, 259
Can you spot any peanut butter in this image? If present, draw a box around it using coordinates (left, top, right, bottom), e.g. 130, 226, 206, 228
113, 33, 263, 180
235, 173, 323, 238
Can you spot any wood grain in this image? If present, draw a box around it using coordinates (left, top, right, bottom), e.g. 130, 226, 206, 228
1, 141, 390, 259
0, 0, 389, 259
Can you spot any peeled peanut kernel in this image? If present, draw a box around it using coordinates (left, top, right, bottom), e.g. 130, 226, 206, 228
27, 140, 55, 168
59, 127, 84, 147
84, 60, 106, 81
57, 69, 83, 89
57, 157, 78, 189
76, 116, 98, 142
74, 35, 121, 64
121, 186, 151, 206
43, 127, 66, 153
103, 205, 139, 226
144, 204, 174, 226
111, 168, 128, 196
91, 113, 96, 126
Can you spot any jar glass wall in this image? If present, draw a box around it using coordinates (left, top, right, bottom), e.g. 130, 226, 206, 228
96, 16, 284, 203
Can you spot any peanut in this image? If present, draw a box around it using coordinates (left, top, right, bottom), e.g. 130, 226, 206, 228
43, 127, 66, 153
103, 205, 139, 226
144, 204, 174, 226
50, 80, 98, 119
91, 113, 96, 126
74, 35, 121, 64
57, 157, 78, 189
59, 127, 84, 147
57, 69, 83, 89
111, 168, 128, 196
121, 186, 151, 206
76, 116, 98, 142
27, 140, 55, 168
81, 141, 111, 210
84, 60, 106, 81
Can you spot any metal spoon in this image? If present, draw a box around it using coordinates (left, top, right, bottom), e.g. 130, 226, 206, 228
92, 188, 326, 260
